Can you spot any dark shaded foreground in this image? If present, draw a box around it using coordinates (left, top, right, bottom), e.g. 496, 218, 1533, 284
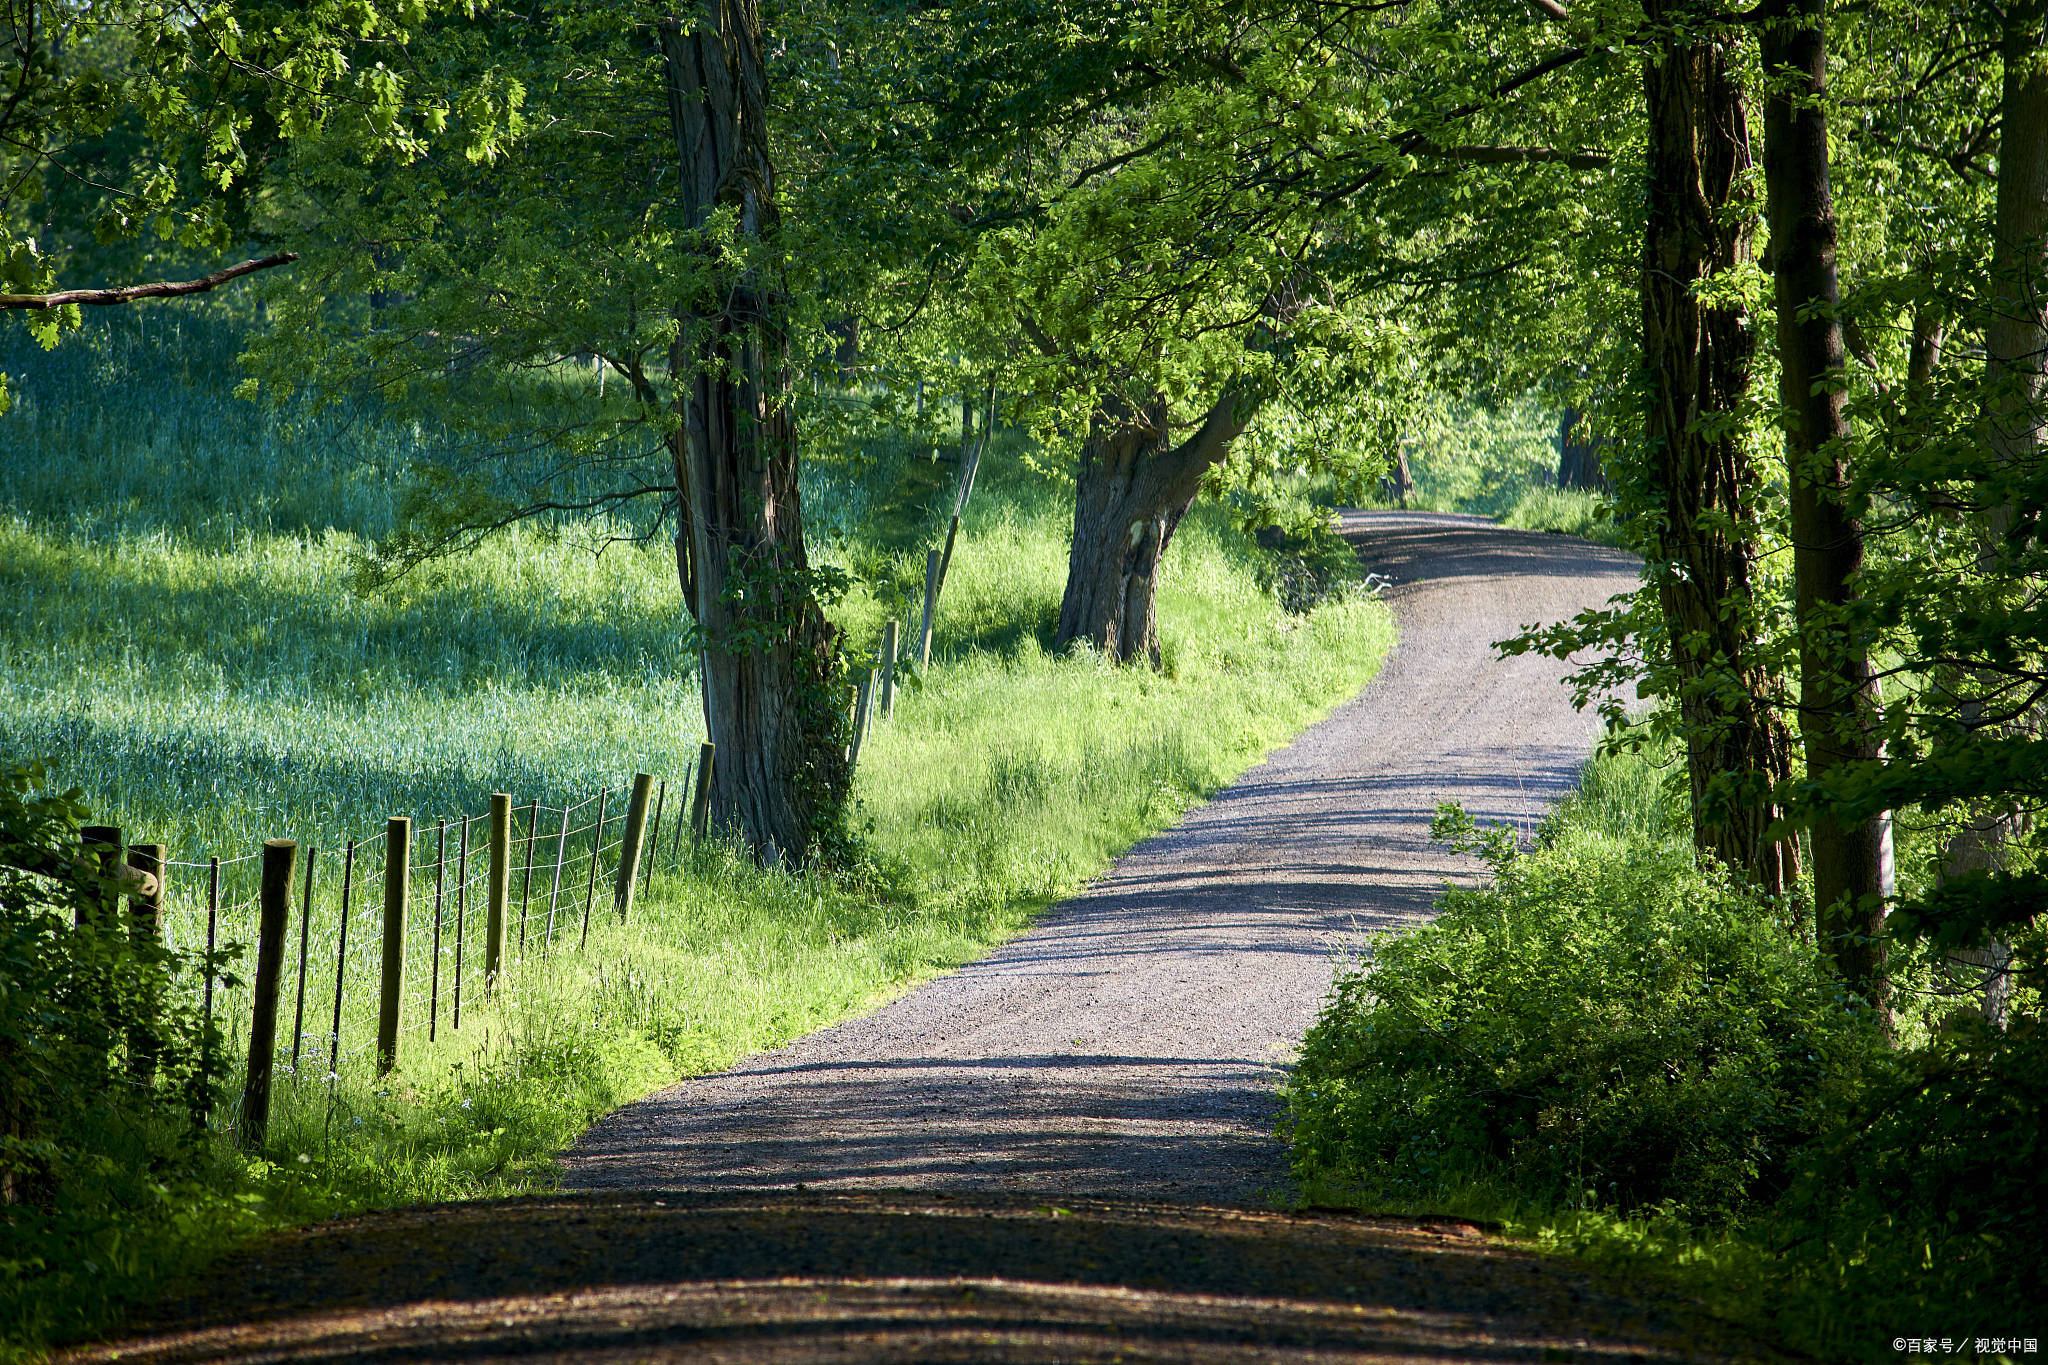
69, 1192, 1790, 1363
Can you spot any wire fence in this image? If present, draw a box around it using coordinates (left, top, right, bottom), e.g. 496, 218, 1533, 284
122, 749, 713, 1148
79, 595, 929, 1150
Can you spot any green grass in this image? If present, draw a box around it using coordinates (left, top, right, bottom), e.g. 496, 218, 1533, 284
0, 309, 1394, 1351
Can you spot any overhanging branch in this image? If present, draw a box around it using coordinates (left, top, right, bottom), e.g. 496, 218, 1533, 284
1413, 141, 1611, 168
0, 252, 299, 310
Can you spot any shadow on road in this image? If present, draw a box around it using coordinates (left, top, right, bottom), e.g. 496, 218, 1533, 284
73, 1192, 1766, 1364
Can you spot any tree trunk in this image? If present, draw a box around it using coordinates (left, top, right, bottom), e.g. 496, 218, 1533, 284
830, 316, 860, 384
1557, 406, 1610, 491
660, 2, 848, 863
1056, 389, 1250, 665
1907, 311, 1946, 403
1762, 0, 1892, 1006
1640, 4, 1799, 895
1942, 0, 2048, 1024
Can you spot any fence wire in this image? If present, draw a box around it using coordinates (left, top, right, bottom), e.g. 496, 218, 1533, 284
116, 769, 690, 1141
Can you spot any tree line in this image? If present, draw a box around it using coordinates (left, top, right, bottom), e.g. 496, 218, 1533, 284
5, 0, 2043, 1020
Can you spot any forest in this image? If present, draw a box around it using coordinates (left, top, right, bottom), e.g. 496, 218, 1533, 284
1, 0, 2042, 1360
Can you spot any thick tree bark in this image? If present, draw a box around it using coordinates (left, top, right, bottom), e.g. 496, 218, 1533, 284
1761, 0, 1892, 1005
660, 2, 848, 863
1389, 441, 1414, 507
1640, 5, 1799, 894
1557, 406, 1610, 491
1056, 389, 1250, 665
1943, 0, 2048, 1023
1907, 311, 1946, 402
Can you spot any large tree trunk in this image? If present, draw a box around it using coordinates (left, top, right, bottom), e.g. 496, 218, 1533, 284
1056, 389, 1250, 665
1761, 0, 1892, 1006
1943, 0, 2048, 1023
1556, 406, 1610, 491
660, 2, 848, 863
1640, 4, 1799, 895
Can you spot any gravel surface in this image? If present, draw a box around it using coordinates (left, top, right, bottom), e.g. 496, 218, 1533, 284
562, 512, 1640, 1205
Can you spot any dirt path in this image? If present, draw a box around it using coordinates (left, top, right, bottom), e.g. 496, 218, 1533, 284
68, 515, 1768, 1365
561, 512, 1638, 1205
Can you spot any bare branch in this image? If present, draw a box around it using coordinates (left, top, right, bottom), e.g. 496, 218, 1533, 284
0, 252, 299, 310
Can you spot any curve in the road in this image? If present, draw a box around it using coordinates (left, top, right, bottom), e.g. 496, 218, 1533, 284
561, 511, 1639, 1205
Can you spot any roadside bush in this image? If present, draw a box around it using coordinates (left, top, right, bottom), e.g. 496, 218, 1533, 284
1285, 801, 1881, 1222
1253, 521, 1366, 614
1, 763, 225, 1344
1768, 1015, 2047, 1348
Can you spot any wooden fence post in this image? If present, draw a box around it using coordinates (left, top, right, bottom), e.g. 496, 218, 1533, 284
690, 743, 716, 841
613, 773, 654, 919
879, 619, 900, 718
80, 825, 122, 925
917, 549, 941, 668
849, 672, 874, 771
377, 817, 410, 1075
127, 842, 165, 1084
241, 838, 296, 1149
486, 794, 510, 985
644, 780, 667, 880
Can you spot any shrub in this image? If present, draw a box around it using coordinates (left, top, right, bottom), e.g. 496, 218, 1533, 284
1285, 803, 1881, 1222
1, 763, 222, 1343
1769, 1015, 2048, 1349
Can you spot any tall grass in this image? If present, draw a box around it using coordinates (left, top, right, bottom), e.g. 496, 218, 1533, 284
0, 309, 1394, 1349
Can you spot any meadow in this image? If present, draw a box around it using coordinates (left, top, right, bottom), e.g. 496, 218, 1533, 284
0, 309, 1394, 1345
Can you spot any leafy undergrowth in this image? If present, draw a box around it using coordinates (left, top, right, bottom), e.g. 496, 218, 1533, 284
1285, 741, 2044, 1363
1, 312, 1395, 1356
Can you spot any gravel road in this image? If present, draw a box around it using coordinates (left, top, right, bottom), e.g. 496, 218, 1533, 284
71, 515, 1781, 1365
562, 511, 1640, 1205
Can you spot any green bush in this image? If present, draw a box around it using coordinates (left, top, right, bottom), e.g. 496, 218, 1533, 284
1767, 1016, 2048, 1351
0, 764, 229, 1345
1285, 800, 1881, 1222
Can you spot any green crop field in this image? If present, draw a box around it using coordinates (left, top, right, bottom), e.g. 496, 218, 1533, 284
0, 310, 1394, 1342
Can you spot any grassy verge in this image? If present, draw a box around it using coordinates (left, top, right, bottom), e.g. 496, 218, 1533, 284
0, 311, 1394, 1354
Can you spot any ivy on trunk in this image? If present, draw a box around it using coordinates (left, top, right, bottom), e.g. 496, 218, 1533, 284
1761, 0, 1892, 1005
657, 1, 848, 863
1638, 1, 1800, 895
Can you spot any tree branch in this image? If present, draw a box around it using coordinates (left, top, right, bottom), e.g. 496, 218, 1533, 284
0, 252, 299, 310
1412, 141, 1611, 168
